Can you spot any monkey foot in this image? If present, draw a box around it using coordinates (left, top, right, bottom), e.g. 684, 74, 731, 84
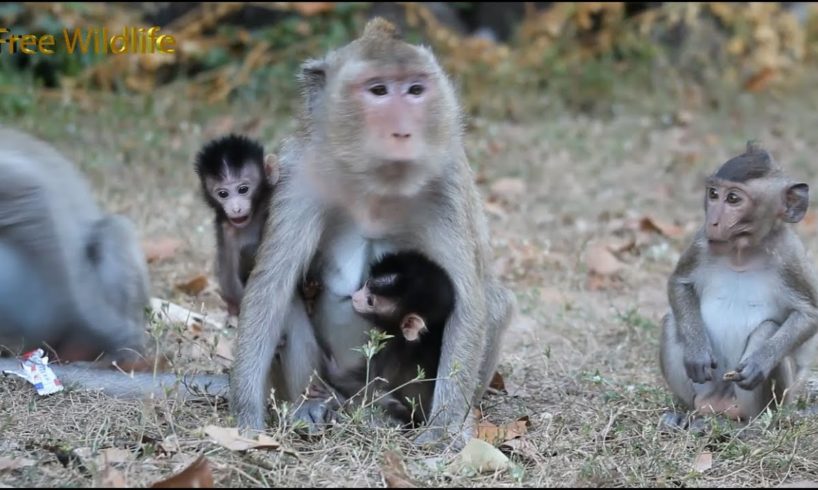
290, 399, 337, 437
658, 411, 708, 434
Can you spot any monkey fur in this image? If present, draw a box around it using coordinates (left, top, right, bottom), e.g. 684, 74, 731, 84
230, 17, 515, 445
660, 141, 818, 427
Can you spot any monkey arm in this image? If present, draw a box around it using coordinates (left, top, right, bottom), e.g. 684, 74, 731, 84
667, 239, 717, 383
216, 223, 245, 308
230, 187, 327, 431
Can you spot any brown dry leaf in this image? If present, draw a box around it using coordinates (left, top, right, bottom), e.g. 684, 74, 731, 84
477, 417, 530, 446
150, 455, 214, 488
693, 451, 713, 473
488, 371, 506, 392
99, 465, 129, 488
0, 457, 36, 471
744, 67, 776, 93
203, 425, 281, 452
490, 178, 527, 203
638, 216, 685, 238
176, 275, 209, 296
143, 237, 183, 264
605, 234, 637, 254
484, 201, 508, 220
585, 242, 626, 276
381, 450, 418, 488
289, 2, 335, 16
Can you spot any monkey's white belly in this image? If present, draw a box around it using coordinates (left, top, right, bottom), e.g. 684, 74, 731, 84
699, 266, 782, 368
313, 221, 398, 370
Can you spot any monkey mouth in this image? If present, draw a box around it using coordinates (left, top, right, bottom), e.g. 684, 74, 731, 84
229, 215, 250, 227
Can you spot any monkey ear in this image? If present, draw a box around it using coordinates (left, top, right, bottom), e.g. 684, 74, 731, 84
264, 153, 280, 185
400, 313, 427, 342
783, 183, 809, 223
298, 59, 327, 102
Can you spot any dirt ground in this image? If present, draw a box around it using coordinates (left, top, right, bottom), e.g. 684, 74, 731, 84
2, 76, 818, 488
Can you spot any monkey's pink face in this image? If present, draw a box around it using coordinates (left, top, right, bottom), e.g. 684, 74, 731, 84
355, 72, 432, 166
351, 284, 396, 318
207, 168, 259, 228
705, 181, 755, 249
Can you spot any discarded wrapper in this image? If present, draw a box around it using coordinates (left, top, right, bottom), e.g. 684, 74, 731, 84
1, 348, 64, 395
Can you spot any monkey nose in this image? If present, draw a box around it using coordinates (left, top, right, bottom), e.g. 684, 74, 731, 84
391, 132, 411, 139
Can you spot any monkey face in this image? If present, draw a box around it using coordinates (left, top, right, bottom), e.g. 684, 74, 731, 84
206, 165, 261, 228
351, 283, 398, 320
704, 180, 755, 247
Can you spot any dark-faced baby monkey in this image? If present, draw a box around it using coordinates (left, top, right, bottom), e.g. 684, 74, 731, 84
323, 251, 455, 426
194, 134, 280, 316
660, 141, 818, 428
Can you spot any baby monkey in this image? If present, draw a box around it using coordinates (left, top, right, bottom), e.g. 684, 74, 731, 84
195, 134, 322, 318
660, 141, 818, 428
324, 250, 455, 426
194, 134, 279, 316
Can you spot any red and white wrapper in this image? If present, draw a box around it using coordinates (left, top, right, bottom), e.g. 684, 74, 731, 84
2, 348, 64, 395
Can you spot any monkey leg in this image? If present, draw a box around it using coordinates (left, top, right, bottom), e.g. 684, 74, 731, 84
277, 298, 322, 402
476, 281, 515, 402
659, 313, 697, 409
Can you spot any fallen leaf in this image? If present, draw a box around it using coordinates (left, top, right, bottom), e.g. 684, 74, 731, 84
143, 237, 183, 263
693, 451, 712, 473
484, 201, 508, 220
447, 438, 510, 474
381, 450, 418, 488
744, 67, 776, 93
149, 298, 221, 331
477, 416, 530, 446
488, 371, 506, 392
585, 243, 626, 276
151, 455, 214, 488
638, 216, 685, 238
489, 178, 526, 203
98, 465, 129, 488
203, 425, 281, 452
604, 234, 637, 254
0, 456, 36, 471
176, 275, 209, 296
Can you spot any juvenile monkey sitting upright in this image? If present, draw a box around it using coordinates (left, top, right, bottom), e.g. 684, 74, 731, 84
660, 141, 818, 428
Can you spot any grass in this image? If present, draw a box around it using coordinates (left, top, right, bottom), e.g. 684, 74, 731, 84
2, 60, 818, 487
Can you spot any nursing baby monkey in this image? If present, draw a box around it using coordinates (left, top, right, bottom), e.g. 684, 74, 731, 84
660, 141, 818, 428
323, 250, 455, 426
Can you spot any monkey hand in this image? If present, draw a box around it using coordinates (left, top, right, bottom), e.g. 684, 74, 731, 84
684, 349, 718, 383
731, 356, 771, 390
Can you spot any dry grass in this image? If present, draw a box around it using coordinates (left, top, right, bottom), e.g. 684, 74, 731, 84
2, 73, 818, 487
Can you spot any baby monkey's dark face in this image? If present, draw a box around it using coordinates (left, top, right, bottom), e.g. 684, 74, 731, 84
351, 278, 400, 323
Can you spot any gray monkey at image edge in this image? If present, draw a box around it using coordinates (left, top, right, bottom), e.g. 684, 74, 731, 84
660, 141, 818, 428
230, 17, 515, 446
0, 126, 232, 401
0, 126, 150, 367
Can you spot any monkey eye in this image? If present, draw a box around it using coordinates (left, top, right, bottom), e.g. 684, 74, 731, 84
369, 85, 388, 96
238, 185, 249, 195
217, 190, 229, 199
708, 188, 718, 200
367, 295, 374, 307
726, 192, 742, 204
408, 83, 424, 96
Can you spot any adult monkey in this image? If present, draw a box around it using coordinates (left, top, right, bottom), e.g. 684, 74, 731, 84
0, 126, 149, 365
230, 18, 515, 445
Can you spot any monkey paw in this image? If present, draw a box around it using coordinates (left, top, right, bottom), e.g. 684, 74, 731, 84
290, 399, 337, 436
731, 358, 770, 390
684, 350, 718, 384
